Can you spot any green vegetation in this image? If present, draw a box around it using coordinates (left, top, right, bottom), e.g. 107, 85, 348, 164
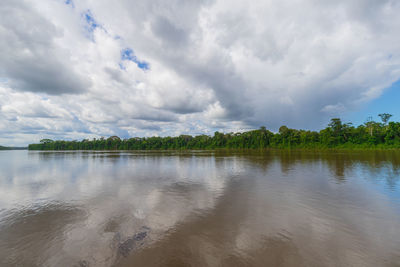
3, 146, 26, 150
28, 115, 400, 150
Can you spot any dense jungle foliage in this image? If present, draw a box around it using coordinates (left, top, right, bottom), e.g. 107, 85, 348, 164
28, 114, 400, 150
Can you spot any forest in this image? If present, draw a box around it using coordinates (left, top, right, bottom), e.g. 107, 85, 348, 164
28, 114, 400, 150
0, 145, 26, 150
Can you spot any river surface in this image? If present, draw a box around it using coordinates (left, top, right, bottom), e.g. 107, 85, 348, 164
0, 150, 400, 266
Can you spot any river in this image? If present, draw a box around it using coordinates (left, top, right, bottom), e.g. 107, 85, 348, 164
0, 150, 399, 266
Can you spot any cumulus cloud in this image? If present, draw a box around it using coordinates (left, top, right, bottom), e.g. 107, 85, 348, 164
0, 0, 91, 94
1, 0, 400, 145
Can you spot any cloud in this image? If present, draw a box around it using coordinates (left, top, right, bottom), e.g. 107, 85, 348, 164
0, 0, 91, 95
1, 0, 400, 145
120, 48, 149, 70
321, 103, 347, 115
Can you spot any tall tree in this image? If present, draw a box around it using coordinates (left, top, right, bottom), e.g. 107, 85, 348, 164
378, 113, 393, 125
328, 118, 343, 135
365, 117, 375, 136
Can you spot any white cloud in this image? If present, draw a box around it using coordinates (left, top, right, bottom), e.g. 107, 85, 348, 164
1, 0, 400, 145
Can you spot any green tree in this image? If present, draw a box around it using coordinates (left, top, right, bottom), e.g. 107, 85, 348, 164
40, 139, 54, 144
365, 117, 375, 136
328, 118, 342, 134
378, 113, 392, 125
28, 117, 400, 151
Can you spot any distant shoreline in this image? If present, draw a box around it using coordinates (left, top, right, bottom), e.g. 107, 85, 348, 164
0, 146, 27, 150
26, 147, 400, 151
28, 117, 400, 151
26, 148, 400, 152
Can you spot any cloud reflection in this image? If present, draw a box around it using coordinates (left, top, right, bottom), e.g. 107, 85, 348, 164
0, 151, 399, 266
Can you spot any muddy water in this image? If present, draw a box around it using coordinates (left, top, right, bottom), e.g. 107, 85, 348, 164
0, 150, 400, 266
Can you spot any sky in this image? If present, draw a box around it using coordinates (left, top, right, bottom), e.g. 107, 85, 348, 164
0, 0, 400, 146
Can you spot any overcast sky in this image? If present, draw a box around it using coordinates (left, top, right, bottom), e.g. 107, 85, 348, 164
1, 0, 400, 146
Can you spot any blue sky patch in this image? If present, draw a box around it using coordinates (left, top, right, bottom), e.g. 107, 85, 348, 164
120, 48, 150, 70
65, 0, 74, 7
346, 79, 400, 125
84, 10, 99, 32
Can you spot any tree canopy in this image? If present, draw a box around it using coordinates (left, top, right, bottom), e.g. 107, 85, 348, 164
29, 115, 400, 151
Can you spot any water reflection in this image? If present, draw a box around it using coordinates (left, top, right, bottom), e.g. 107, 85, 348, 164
0, 202, 86, 266
0, 150, 399, 266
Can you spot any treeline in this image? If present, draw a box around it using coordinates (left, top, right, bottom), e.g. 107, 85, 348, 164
0, 145, 27, 150
28, 114, 400, 150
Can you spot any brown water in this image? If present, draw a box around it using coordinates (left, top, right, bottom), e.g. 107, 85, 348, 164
0, 150, 400, 267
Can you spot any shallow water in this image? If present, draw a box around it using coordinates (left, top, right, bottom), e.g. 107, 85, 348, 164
0, 150, 400, 266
